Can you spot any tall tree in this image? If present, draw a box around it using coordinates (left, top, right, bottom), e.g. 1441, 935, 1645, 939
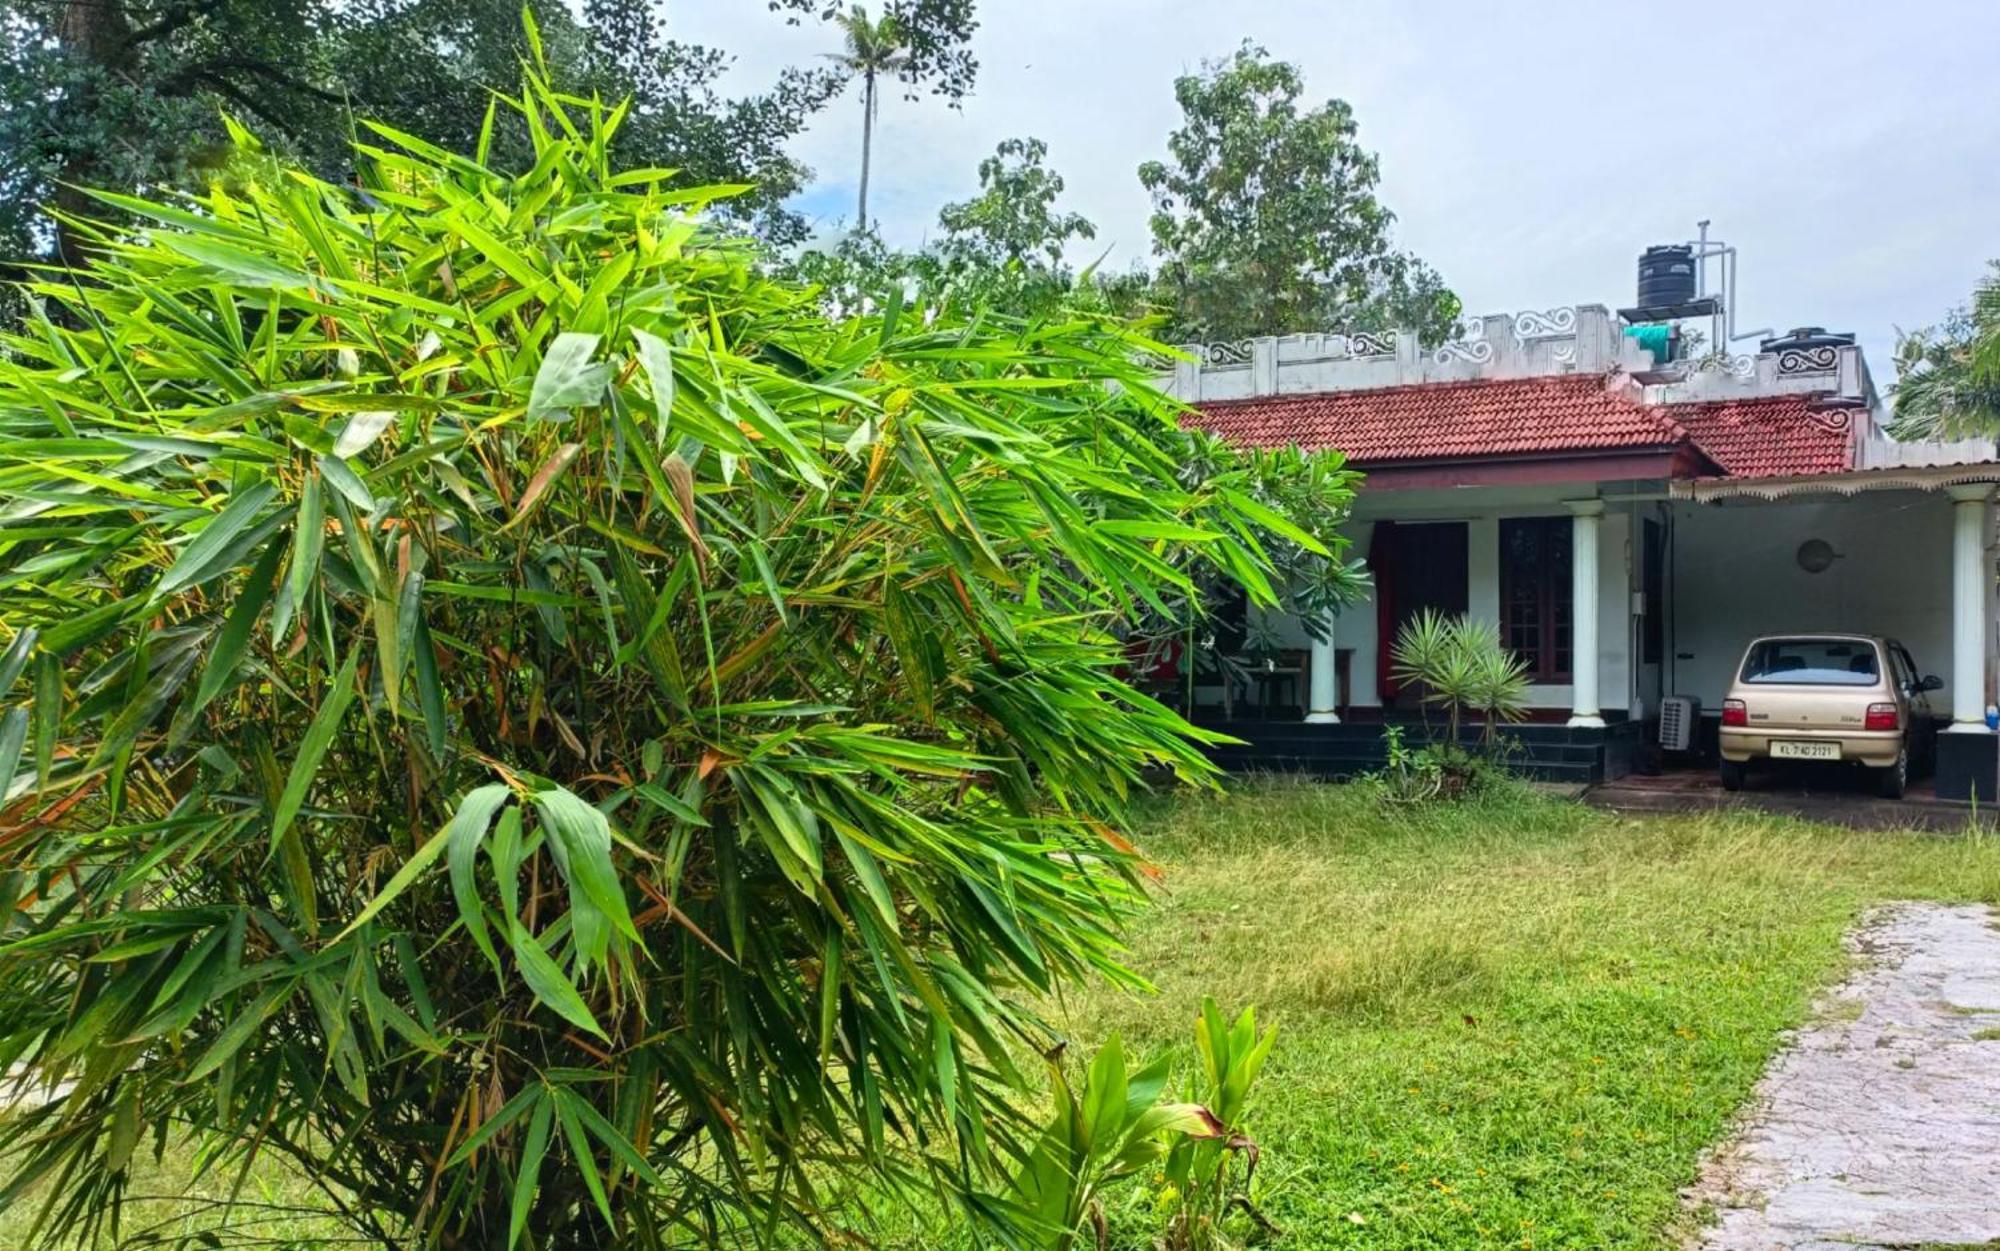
1890, 262, 2000, 440
1138, 41, 1459, 346
789, 135, 1154, 323
774, 0, 979, 103
937, 136, 1096, 270
0, 0, 844, 273
824, 4, 908, 231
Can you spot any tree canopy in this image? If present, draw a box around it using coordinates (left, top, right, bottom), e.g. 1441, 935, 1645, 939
0, 36, 1347, 1249
788, 135, 1155, 327
774, 0, 978, 104
0, 0, 984, 269
1889, 262, 2000, 440
937, 137, 1098, 271
1139, 41, 1459, 346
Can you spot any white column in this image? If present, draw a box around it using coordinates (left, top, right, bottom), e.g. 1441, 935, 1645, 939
1947, 485, 1993, 731
1566, 500, 1606, 728
1304, 624, 1339, 724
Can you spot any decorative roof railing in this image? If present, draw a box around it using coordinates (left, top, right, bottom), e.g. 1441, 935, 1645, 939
1162, 303, 1877, 418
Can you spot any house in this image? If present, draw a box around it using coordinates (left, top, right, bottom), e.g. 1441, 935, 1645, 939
1166, 303, 2000, 798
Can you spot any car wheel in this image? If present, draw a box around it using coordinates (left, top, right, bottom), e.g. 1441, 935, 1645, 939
1719, 759, 1746, 792
1879, 746, 1908, 800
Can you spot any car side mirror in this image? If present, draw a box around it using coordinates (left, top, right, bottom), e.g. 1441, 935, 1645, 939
1921, 674, 1943, 692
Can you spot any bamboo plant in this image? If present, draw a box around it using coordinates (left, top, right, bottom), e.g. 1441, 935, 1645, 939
0, 26, 1324, 1251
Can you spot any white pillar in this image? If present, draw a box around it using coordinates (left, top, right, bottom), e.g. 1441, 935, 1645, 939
1946, 485, 1992, 731
1304, 625, 1339, 724
1566, 499, 1606, 728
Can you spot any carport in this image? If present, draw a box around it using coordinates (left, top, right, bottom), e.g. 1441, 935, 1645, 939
1664, 449, 2000, 801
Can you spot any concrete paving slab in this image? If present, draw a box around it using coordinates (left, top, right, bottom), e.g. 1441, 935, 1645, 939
1690, 903, 2000, 1250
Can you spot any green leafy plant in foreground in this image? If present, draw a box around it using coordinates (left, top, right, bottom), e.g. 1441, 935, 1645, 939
0, 28, 1338, 1250
1158, 1000, 1276, 1251
997, 998, 1273, 1251
996, 1037, 1209, 1251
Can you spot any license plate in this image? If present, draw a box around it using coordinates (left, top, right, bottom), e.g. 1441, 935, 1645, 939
1772, 740, 1841, 761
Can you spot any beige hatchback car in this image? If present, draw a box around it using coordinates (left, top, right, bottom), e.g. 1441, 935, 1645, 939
1719, 634, 1941, 798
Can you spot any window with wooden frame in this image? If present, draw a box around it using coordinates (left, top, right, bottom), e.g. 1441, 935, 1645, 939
1499, 517, 1573, 682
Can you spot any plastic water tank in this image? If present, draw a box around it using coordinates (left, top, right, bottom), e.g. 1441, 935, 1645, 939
1637, 245, 1696, 310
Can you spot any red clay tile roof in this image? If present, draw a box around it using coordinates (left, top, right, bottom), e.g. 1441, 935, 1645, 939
1185, 374, 1686, 465
1186, 374, 1860, 479
1664, 392, 1857, 478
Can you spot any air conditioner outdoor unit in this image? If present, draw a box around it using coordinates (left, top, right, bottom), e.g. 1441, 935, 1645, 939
1659, 695, 1699, 752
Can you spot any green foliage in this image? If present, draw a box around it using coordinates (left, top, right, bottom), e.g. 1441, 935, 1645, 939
1177, 432, 1368, 641
989, 999, 1274, 1251
1139, 41, 1460, 346
0, 0, 874, 272
938, 138, 1099, 271
1159, 1000, 1276, 1251
1370, 723, 1447, 805
777, 0, 979, 103
788, 136, 1153, 325
1391, 610, 1530, 749
996, 1036, 1221, 1251
1077, 780, 2000, 1248
1889, 261, 2000, 440
0, 48, 1291, 1250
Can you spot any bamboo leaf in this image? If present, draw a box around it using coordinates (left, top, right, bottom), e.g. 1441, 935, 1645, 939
0, 627, 36, 694
532, 787, 639, 952
0, 708, 27, 801
444, 783, 514, 969
554, 1089, 616, 1229
631, 327, 676, 442
31, 653, 59, 789
186, 981, 289, 1081
509, 1094, 554, 1251
504, 442, 581, 530
192, 538, 285, 716
332, 410, 397, 459
269, 648, 360, 849
316, 454, 375, 511
528, 332, 610, 421
509, 924, 604, 1038
156, 483, 278, 600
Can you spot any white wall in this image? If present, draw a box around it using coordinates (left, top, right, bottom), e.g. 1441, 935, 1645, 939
1668, 491, 1959, 715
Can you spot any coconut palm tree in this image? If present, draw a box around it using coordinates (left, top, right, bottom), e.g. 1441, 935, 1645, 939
826, 4, 908, 232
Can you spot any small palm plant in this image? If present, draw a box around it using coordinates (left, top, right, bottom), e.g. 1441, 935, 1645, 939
1392, 610, 1530, 749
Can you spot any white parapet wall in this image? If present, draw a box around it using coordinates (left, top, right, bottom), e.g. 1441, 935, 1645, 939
1163, 304, 1881, 417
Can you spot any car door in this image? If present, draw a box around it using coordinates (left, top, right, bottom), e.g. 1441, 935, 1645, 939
1890, 641, 1936, 764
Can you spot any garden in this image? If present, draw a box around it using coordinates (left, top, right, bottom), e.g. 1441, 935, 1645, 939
3, 26, 2000, 1251
9, 782, 2000, 1248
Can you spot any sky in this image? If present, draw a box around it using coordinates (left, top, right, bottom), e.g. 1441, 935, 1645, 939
672, 0, 2000, 381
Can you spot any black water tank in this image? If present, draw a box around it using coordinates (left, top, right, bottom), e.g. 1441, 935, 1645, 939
1637, 245, 1696, 310
1758, 326, 1855, 353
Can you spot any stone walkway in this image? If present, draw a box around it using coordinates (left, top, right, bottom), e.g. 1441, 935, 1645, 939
1692, 903, 2000, 1250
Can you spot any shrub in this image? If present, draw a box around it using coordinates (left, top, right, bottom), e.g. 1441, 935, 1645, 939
1390, 610, 1529, 750
0, 45, 1305, 1251
1158, 1000, 1276, 1251
998, 999, 1274, 1251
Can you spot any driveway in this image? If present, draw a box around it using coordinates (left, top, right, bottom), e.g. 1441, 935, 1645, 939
1691, 903, 2000, 1250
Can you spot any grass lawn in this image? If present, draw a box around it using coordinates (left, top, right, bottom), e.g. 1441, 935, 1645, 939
7, 780, 1999, 1249
1059, 778, 2000, 1250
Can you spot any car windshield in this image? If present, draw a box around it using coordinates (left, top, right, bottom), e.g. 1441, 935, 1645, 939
1740, 638, 1881, 686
